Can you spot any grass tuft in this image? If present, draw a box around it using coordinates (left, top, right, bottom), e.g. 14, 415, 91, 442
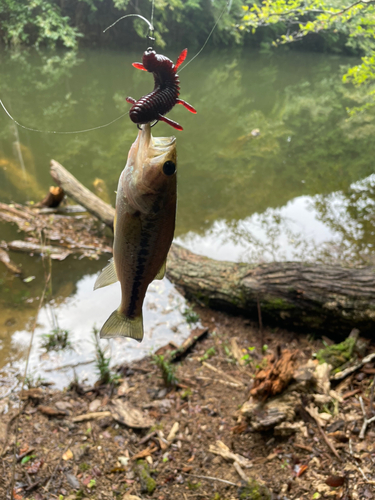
41, 327, 72, 352
93, 327, 120, 385
152, 354, 179, 388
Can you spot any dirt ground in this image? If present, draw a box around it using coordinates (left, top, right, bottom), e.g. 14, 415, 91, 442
1, 306, 374, 500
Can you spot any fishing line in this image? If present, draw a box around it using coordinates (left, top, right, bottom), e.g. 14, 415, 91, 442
0, 1, 229, 134
0, 98, 129, 134
179, 0, 231, 72
0, 13, 154, 135
103, 14, 154, 34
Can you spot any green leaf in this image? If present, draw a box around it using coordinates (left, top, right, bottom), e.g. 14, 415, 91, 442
21, 454, 36, 464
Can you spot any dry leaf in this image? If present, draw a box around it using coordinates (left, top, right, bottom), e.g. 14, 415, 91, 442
111, 400, 154, 429
117, 380, 130, 397
209, 440, 252, 468
89, 399, 101, 412
26, 459, 44, 474
325, 475, 345, 487
38, 406, 66, 417
62, 449, 73, 461
55, 401, 72, 411
12, 489, 23, 500
21, 388, 44, 400
131, 445, 157, 461
296, 464, 308, 477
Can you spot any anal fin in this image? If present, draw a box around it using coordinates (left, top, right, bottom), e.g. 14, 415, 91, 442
100, 309, 144, 342
94, 258, 118, 290
154, 260, 166, 280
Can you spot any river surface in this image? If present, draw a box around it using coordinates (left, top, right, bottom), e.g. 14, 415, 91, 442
0, 47, 374, 391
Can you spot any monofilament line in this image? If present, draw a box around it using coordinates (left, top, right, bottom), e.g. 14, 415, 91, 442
103, 14, 154, 34
150, 0, 155, 30
0, 98, 129, 134
179, 0, 231, 73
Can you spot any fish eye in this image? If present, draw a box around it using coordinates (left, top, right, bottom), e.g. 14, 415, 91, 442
162, 161, 176, 176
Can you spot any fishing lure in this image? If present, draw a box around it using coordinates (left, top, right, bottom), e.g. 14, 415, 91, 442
126, 48, 196, 131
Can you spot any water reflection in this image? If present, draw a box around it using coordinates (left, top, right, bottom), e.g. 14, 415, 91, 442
2, 271, 191, 390
177, 174, 375, 265
1, 47, 375, 383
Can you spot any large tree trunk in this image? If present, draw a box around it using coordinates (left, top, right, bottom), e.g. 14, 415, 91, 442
167, 245, 375, 336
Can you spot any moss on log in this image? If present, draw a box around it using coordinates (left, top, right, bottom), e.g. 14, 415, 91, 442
166, 245, 375, 335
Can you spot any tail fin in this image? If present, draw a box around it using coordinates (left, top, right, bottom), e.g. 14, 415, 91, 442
100, 309, 144, 342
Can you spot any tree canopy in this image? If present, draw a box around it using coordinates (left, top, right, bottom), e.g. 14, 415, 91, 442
239, 0, 375, 112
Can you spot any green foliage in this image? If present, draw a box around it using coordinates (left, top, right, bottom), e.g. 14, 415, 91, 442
188, 481, 202, 490
41, 327, 72, 352
199, 347, 216, 361
136, 460, 157, 494
24, 373, 47, 389
0, 0, 243, 50
182, 306, 200, 325
241, 346, 255, 364
180, 388, 192, 399
152, 354, 179, 388
87, 478, 96, 489
238, 478, 271, 499
315, 336, 356, 369
0, 0, 79, 49
21, 454, 36, 464
239, 0, 375, 112
92, 327, 120, 385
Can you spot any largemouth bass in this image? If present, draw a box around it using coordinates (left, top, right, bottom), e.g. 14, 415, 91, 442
94, 123, 177, 341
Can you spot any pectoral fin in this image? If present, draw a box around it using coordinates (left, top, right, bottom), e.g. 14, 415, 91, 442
100, 309, 143, 341
154, 260, 166, 280
94, 258, 118, 290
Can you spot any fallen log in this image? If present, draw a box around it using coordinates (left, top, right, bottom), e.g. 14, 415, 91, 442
47, 160, 375, 335
167, 245, 375, 335
50, 159, 115, 229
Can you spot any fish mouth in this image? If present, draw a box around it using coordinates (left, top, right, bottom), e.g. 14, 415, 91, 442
131, 123, 176, 168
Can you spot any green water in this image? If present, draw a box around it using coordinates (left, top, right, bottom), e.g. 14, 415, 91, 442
1, 48, 374, 256
0, 47, 374, 385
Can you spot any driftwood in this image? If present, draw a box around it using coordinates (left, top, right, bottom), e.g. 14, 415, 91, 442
0, 201, 112, 260
1, 159, 375, 335
37, 186, 65, 208
50, 159, 115, 229
0, 248, 21, 274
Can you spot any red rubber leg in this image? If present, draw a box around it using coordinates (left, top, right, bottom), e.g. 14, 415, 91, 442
175, 49, 187, 69
177, 99, 197, 114
126, 97, 136, 104
132, 62, 147, 71
158, 114, 183, 131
